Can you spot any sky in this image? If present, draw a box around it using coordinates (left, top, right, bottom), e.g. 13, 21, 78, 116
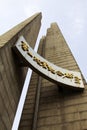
0, 0, 87, 81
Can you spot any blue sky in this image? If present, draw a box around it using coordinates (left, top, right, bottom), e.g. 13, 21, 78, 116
0, 0, 87, 81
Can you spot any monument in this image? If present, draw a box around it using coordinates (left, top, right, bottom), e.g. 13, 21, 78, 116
0, 13, 87, 130
0, 12, 42, 130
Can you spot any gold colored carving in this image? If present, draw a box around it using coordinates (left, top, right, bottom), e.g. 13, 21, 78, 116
21, 41, 29, 51
33, 56, 38, 61
74, 76, 81, 84
37, 59, 42, 66
27, 51, 33, 57
33, 56, 42, 66
20, 41, 81, 85
64, 73, 73, 79
47, 66, 55, 74
41, 61, 48, 69
56, 71, 64, 76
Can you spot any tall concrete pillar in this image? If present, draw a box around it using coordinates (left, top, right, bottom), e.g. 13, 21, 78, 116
0, 12, 42, 130
19, 23, 87, 130
37, 23, 86, 130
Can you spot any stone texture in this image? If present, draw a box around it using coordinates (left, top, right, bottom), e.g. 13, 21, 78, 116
0, 12, 42, 130
36, 23, 87, 130
19, 22, 87, 130
1, 14, 86, 130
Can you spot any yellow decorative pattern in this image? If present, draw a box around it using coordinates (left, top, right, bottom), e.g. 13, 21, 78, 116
21, 41, 29, 51
21, 40, 81, 85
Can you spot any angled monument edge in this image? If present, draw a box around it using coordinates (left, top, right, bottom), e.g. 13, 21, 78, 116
12, 36, 84, 91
